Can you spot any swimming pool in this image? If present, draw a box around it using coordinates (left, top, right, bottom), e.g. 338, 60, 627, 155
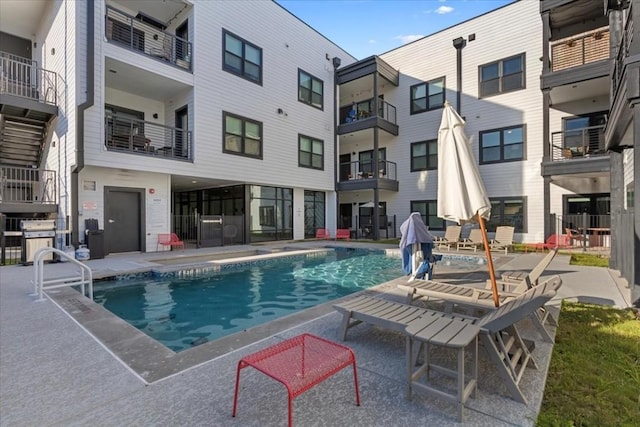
94, 249, 404, 351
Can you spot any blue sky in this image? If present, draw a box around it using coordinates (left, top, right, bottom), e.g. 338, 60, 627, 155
276, 0, 515, 59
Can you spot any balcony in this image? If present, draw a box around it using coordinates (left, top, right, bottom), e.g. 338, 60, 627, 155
0, 166, 57, 213
337, 98, 398, 136
550, 125, 607, 161
105, 112, 192, 161
0, 53, 58, 105
337, 160, 398, 192
105, 6, 192, 71
550, 27, 609, 72
612, 3, 633, 100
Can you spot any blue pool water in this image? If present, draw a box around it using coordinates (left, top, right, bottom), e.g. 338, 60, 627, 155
94, 249, 404, 352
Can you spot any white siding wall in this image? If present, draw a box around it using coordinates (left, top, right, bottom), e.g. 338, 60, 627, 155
38, 0, 78, 243
380, 0, 544, 241
77, 0, 353, 246
78, 166, 171, 250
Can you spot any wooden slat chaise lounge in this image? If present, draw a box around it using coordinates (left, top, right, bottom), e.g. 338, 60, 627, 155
457, 228, 483, 252
333, 279, 560, 417
397, 254, 561, 342
490, 226, 515, 254
433, 225, 461, 251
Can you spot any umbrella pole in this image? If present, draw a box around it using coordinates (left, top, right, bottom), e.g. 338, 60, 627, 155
478, 215, 500, 307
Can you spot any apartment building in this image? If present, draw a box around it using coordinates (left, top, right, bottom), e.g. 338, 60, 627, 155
0, 0, 353, 255
0, 0, 637, 301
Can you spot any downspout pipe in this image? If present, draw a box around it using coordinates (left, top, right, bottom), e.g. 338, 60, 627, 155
332, 56, 341, 232
452, 37, 466, 114
71, 0, 94, 246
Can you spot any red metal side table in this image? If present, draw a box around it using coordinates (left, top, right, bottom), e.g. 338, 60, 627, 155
232, 333, 360, 426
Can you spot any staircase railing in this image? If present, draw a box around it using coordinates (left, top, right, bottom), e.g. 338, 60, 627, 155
0, 51, 58, 105
32, 247, 93, 301
0, 166, 57, 203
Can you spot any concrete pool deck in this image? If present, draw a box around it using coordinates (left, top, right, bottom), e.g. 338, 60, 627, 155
0, 242, 632, 426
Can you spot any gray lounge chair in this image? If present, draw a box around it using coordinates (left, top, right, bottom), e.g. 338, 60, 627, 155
457, 228, 483, 252
397, 269, 561, 342
490, 226, 514, 254
333, 277, 560, 418
433, 225, 461, 251
495, 248, 558, 290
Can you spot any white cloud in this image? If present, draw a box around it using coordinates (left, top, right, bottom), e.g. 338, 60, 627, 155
368, 39, 376, 44
394, 34, 424, 44
436, 5, 454, 14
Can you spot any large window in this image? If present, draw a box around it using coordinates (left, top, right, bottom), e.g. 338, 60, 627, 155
411, 139, 437, 171
223, 112, 262, 158
479, 53, 525, 97
359, 148, 386, 177
410, 77, 445, 114
486, 198, 525, 233
223, 30, 262, 84
250, 185, 293, 242
299, 135, 324, 170
298, 69, 323, 109
304, 191, 325, 238
410, 201, 444, 231
480, 125, 525, 164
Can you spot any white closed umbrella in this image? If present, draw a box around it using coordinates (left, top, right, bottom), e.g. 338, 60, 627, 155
437, 101, 500, 306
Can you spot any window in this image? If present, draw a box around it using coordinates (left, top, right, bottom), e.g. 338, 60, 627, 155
298, 69, 323, 109
410, 201, 444, 231
411, 140, 437, 171
486, 198, 525, 233
223, 112, 262, 158
359, 148, 386, 177
299, 135, 324, 170
410, 77, 445, 114
479, 54, 525, 97
223, 30, 262, 84
304, 190, 325, 238
259, 206, 275, 226
480, 125, 525, 164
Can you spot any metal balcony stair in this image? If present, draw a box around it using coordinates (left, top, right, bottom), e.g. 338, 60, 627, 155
0, 115, 50, 167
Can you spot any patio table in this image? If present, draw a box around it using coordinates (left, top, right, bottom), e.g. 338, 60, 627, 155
232, 333, 360, 427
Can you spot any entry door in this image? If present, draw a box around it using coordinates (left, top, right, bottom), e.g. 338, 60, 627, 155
105, 187, 144, 253
175, 106, 188, 158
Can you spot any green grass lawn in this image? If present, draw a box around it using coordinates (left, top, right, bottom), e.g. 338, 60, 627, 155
537, 302, 640, 426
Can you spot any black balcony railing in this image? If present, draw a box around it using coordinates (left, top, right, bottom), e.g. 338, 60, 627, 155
0, 166, 56, 204
551, 213, 611, 251
106, 6, 192, 71
339, 98, 397, 125
0, 52, 57, 105
550, 125, 606, 161
339, 160, 397, 181
550, 26, 609, 72
612, 3, 633, 98
105, 112, 192, 160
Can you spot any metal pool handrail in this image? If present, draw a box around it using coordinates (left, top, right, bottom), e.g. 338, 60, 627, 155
32, 247, 93, 301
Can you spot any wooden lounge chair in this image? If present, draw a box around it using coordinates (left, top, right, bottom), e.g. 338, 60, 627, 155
497, 248, 558, 289
398, 270, 561, 342
565, 228, 587, 248
457, 228, 483, 252
490, 226, 514, 254
156, 233, 185, 251
433, 225, 461, 251
333, 279, 560, 410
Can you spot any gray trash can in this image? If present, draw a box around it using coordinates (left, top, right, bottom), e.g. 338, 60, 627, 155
85, 218, 105, 260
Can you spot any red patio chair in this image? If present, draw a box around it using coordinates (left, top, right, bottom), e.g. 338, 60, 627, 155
525, 233, 569, 253
157, 233, 185, 251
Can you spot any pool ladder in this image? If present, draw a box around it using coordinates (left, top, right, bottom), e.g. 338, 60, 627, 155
32, 247, 93, 301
